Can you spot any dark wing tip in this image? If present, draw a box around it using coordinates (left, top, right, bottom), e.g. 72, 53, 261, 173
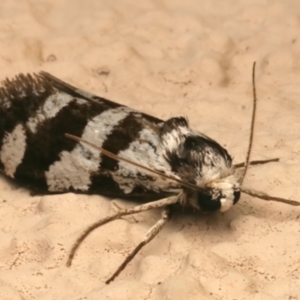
0, 72, 55, 101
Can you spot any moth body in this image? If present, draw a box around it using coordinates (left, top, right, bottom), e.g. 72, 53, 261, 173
0, 72, 240, 212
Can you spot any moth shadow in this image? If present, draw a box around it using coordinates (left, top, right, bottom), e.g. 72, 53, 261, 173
0, 172, 27, 191
163, 204, 240, 243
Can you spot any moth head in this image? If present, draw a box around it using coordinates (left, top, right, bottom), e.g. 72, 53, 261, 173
195, 175, 241, 212
161, 117, 240, 212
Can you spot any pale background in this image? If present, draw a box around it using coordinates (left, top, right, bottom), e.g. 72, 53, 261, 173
0, 0, 300, 299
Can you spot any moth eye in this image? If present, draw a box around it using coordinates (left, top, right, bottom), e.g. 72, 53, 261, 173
233, 191, 240, 204
197, 192, 221, 211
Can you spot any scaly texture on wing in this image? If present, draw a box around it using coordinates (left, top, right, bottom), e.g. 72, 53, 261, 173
0, 72, 236, 210
0, 72, 179, 200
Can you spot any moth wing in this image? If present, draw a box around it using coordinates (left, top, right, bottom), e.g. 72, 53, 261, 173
0, 72, 176, 200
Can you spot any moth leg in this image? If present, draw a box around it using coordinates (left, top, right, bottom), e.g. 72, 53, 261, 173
234, 158, 279, 168
241, 187, 300, 206
111, 200, 139, 222
111, 200, 123, 211
105, 207, 172, 284
66, 194, 182, 268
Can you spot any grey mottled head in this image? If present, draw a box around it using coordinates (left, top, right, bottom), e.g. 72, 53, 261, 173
160, 117, 240, 212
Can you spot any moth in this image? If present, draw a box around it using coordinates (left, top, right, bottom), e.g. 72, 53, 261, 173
0, 63, 298, 284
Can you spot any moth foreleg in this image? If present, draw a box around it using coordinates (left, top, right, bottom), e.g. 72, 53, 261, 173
105, 207, 172, 284
234, 158, 279, 168
66, 193, 183, 268
241, 187, 300, 206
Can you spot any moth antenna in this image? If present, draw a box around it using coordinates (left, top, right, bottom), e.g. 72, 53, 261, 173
240, 61, 257, 185
67, 195, 180, 268
65, 133, 204, 192
105, 207, 171, 284
241, 187, 300, 206
234, 157, 279, 168
239, 64, 299, 206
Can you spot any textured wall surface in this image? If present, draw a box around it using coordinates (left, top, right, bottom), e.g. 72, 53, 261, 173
0, 1, 300, 299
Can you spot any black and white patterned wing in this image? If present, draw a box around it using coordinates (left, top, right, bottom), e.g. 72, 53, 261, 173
0, 72, 179, 200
